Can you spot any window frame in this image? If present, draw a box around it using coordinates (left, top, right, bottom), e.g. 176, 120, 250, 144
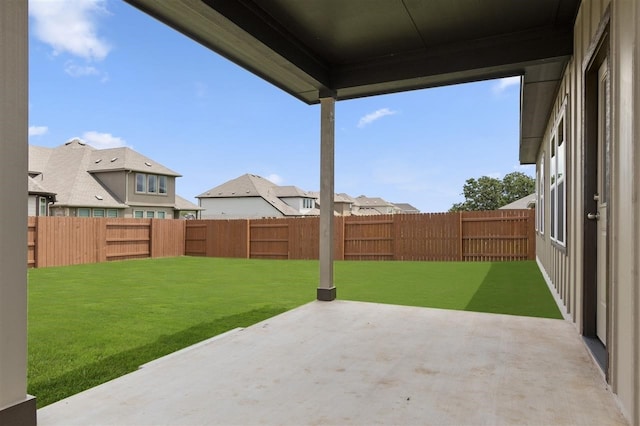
158, 176, 167, 194
38, 196, 47, 216
135, 173, 146, 193
78, 208, 91, 217
134, 210, 144, 218
135, 173, 167, 196
537, 156, 544, 234
106, 209, 118, 218
147, 174, 157, 194
550, 102, 567, 247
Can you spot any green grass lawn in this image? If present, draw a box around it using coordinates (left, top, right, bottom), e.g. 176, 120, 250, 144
28, 257, 560, 407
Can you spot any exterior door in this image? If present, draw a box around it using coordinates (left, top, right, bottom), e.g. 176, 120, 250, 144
595, 59, 609, 345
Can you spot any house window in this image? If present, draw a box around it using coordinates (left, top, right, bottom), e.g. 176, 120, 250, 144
157, 211, 166, 219
159, 176, 167, 194
147, 175, 157, 193
136, 173, 146, 193
537, 156, 544, 234
146, 211, 155, 218
78, 208, 91, 217
303, 198, 314, 209
93, 209, 105, 218
134, 210, 144, 218
135, 173, 167, 195
550, 111, 567, 246
107, 209, 118, 218
39, 197, 47, 216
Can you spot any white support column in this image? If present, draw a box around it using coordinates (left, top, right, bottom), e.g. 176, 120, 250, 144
318, 95, 336, 301
0, 1, 36, 425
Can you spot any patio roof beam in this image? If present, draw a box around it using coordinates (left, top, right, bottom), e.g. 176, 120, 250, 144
330, 27, 573, 94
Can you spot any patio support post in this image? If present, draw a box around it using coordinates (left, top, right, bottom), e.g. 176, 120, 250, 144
318, 93, 336, 301
0, 1, 36, 425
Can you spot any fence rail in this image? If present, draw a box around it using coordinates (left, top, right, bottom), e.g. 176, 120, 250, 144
185, 210, 535, 262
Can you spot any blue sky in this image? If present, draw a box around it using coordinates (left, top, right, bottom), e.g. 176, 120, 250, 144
28, 0, 532, 213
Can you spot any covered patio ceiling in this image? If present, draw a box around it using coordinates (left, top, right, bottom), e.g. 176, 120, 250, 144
125, 0, 581, 164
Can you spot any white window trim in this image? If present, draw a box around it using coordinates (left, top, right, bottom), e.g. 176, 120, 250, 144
135, 173, 146, 193
537, 157, 544, 234
550, 100, 567, 247
135, 173, 168, 196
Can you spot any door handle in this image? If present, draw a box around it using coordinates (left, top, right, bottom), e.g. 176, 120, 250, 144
587, 212, 600, 220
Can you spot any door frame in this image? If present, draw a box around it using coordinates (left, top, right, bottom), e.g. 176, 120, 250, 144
582, 15, 610, 373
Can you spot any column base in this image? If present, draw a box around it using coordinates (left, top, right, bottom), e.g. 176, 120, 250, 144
317, 287, 336, 301
0, 395, 36, 426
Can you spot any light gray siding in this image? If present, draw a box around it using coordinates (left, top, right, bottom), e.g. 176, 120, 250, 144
93, 171, 127, 202
199, 197, 282, 219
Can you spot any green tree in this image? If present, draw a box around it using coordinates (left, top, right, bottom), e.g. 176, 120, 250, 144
450, 172, 535, 212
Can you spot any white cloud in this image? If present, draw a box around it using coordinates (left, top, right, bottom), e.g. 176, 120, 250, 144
29, 0, 112, 61
492, 76, 520, 94
357, 108, 398, 128
29, 125, 49, 136
64, 61, 99, 77
266, 174, 284, 185
81, 131, 128, 149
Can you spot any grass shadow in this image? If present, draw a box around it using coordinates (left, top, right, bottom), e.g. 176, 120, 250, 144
464, 262, 562, 319
30, 306, 287, 408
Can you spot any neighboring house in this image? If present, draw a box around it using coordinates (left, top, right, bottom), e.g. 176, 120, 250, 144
393, 203, 421, 214
200, 176, 419, 219
28, 139, 196, 218
174, 195, 204, 219
27, 176, 56, 216
309, 192, 354, 216
197, 174, 319, 219
499, 194, 536, 210
352, 195, 396, 215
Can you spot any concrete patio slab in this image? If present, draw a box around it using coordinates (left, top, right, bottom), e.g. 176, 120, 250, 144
38, 301, 628, 425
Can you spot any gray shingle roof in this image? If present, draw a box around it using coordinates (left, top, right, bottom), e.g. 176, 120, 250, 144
28, 176, 56, 196
274, 185, 312, 198
175, 194, 203, 211
392, 203, 420, 213
88, 147, 181, 176
354, 196, 393, 207
499, 193, 536, 209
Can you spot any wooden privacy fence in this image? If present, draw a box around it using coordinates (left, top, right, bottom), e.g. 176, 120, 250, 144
27, 217, 185, 268
185, 209, 535, 262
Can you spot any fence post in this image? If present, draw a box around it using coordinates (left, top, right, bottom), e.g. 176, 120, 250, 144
528, 209, 536, 260
148, 219, 154, 258
246, 219, 251, 258
96, 218, 107, 263
34, 217, 39, 268
458, 212, 464, 261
